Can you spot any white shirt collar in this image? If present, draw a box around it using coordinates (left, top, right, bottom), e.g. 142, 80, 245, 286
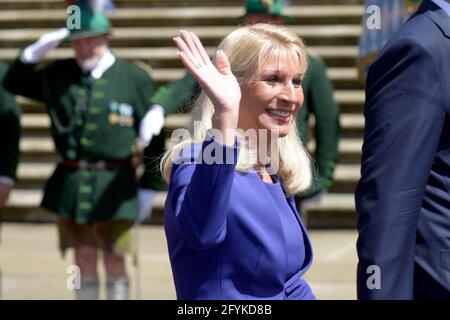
431, 0, 450, 16
90, 49, 116, 80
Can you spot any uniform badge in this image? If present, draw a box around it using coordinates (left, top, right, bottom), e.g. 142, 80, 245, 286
109, 100, 119, 113
108, 113, 119, 125
108, 101, 134, 127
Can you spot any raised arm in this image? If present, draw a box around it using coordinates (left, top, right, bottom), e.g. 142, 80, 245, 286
166, 31, 241, 249
3, 28, 69, 101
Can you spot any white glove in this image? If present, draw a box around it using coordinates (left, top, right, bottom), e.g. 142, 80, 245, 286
139, 104, 165, 148
137, 188, 156, 223
21, 28, 69, 64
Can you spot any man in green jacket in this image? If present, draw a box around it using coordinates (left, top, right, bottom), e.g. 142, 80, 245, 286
0, 61, 20, 208
3, 1, 164, 300
151, 0, 340, 205
0, 60, 20, 301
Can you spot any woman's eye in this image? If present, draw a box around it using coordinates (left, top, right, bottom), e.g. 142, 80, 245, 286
265, 76, 280, 84
293, 79, 303, 87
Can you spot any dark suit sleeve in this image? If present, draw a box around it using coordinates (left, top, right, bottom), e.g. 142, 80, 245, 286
302, 57, 340, 198
3, 55, 45, 101
166, 135, 239, 250
355, 39, 446, 299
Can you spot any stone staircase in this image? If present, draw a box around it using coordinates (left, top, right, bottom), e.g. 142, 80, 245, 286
0, 0, 365, 228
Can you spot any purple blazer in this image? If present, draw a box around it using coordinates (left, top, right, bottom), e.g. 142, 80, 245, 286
164, 135, 315, 299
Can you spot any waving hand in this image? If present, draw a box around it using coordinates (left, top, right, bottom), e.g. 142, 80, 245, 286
174, 31, 241, 119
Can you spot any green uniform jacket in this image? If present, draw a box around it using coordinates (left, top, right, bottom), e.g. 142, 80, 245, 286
297, 55, 340, 198
3, 56, 158, 223
151, 55, 340, 199
0, 61, 21, 181
150, 72, 200, 114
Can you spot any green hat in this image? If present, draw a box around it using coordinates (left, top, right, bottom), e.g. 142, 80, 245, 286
66, 2, 112, 41
243, 0, 291, 21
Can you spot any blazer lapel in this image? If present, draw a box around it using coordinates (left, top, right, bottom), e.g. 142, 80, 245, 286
423, 0, 450, 38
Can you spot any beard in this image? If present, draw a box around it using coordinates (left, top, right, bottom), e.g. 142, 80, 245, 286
75, 44, 108, 73
76, 55, 102, 73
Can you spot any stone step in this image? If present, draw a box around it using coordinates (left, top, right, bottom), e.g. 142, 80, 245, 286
16, 90, 365, 115
0, 45, 359, 68
339, 113, 365, 137
14, 160, 361, 190
305, 193, 356, 228
15, 162, 55, 187
0, 0, 364, 10
0, 5, 364, 28
150, 67, 359, 89
5, 66, 361, 90
17, 135, 363, 164
5, 64, 359, 93
19, 137, 56, 162
3, 189, 356, 227
21, 113, 50, 132
20, 112, 365, 139
0, 25, 362, 47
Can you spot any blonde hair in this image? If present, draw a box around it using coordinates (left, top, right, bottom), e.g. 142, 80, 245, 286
161, 23, 312, 196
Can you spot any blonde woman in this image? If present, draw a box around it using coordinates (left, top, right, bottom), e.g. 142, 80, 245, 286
162, 24, 315, 299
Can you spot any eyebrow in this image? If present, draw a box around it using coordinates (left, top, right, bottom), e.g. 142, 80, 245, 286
261, 70, 304, 77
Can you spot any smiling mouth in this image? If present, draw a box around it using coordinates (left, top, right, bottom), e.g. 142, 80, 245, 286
265, 108, 292, 118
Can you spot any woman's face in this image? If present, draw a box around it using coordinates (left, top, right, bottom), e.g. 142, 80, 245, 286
238, 51, 304, 138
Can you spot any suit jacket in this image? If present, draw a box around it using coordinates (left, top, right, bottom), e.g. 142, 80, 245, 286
164, 135, 314, 299
355, 0, 450, 299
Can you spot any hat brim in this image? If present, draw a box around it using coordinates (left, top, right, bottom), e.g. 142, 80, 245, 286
65, 29, 112, 41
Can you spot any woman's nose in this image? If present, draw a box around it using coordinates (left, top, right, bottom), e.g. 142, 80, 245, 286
279, 82, 298, 104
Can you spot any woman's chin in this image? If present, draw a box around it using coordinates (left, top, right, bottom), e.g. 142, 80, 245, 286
266, 126, 290, 139
260, 117, 293, 138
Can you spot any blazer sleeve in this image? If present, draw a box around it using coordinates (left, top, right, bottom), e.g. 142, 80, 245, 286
355, 39, 446, 299
167, 134, 240, 250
